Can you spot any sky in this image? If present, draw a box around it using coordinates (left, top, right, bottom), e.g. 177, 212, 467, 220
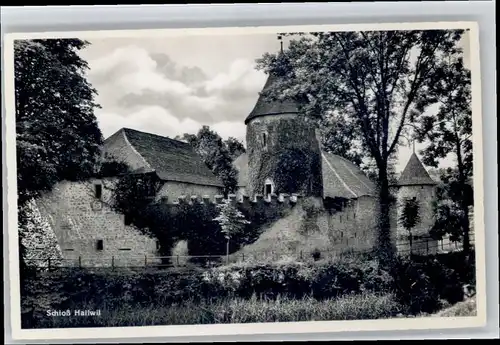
78, 30, 471, 174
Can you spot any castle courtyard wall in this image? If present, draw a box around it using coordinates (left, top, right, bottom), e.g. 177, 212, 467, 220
36, 179, 160, 267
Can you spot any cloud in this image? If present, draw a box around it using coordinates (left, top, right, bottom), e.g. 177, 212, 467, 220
84, 45, 265, 141
97, 106, 247, 144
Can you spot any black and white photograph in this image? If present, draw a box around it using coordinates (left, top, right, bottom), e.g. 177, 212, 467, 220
3, 21, 486, 339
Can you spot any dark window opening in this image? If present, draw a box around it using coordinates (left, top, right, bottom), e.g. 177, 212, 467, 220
340, 231, 344, 238
262, 132, 268, 149
265, 184, 272, 197
124, 214, 132, 226
96, 240, 104, 251
95, 184, 102, 200
412, 197, 417, 201
119, 248, 131, 251
63, 248, 74, 252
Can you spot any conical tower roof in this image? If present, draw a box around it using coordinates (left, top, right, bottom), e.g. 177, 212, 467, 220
397, 153, 436, 186
244, 73, 300, 124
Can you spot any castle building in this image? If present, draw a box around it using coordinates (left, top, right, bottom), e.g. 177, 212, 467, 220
392, 152, 438, 255
35, 129, 224, 267
233, 72, 378, 206
33, 66, 440, 267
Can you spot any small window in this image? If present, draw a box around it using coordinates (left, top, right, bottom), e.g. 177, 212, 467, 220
340, 231, 344, 238
95, 184, 102, 200
119, 248, 131, 251
96, 240, 104, 251
262, 132, 268, 149
412, 197, 417, 201
124, 214, 132, 226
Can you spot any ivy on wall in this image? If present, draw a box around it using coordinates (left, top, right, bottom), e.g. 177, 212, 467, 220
246, 117, 323, 197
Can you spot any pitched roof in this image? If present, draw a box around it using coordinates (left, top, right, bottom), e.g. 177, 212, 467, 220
321, 152, 377, 199
116, 128, 223, 187
244, 73, 300, 124
233, 151, 377, 199
397, 153, 436, 186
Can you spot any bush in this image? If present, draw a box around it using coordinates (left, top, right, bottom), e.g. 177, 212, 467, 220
20, 251, 476, 328
25, 292, 404, 328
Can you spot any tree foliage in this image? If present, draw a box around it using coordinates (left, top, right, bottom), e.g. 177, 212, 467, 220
176, 126, 242, 194
415, 48, 473, 252
15, 39, 103, 206
15, 39, 102, 274
399, 197, 421, 235
430, 168, 474, 243
256, 29, 465, 263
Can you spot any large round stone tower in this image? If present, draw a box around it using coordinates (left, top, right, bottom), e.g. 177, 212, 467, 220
245, 72, 323, 199
394, 152, 438, 255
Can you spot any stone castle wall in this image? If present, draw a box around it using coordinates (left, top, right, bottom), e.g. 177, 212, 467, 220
36, 179, 161, 268
35, 178, 440, 267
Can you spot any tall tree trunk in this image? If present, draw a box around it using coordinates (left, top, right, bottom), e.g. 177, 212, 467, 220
456, 145, 471, 254
376, 165, 395, 266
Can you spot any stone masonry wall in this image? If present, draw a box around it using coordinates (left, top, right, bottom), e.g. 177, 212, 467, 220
36, 179, 160, 268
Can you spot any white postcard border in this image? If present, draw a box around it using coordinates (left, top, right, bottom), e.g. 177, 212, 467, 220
2, 21, 487, 341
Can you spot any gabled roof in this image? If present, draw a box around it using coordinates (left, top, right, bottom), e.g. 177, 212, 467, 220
321, 152, 377, 199
233, 151, 377, 199
244, 73, 300, 125
107, 128, 223, 187
397, 153, 436, 186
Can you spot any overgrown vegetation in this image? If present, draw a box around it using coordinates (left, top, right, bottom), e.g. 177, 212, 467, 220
106, 172, 291, 259
176, 126, 244, 194
256, 30, 467, 265
15, 39, 103, 278
246, 117, 323, 197
21, 251, 475, 328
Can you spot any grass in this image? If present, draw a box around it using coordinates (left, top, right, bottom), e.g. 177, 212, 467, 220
26, 292, 404, 328
435, 296, 477, 317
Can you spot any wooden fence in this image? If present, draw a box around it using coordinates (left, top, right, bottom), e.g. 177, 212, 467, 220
25, 233, 474, 271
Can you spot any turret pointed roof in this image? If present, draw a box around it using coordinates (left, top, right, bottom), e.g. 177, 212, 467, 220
397, 153, 436, 186
244, 72, 300, 124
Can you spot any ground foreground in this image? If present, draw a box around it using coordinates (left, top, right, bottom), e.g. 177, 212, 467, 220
20, 251, 476, 328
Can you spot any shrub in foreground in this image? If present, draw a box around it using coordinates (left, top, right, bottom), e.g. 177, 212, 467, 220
26, 292, 404, 328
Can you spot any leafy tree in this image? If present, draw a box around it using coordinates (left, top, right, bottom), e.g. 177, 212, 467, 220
430, 168, 473, 243
176, 126, 239, 194
15, 39, 103, 205
225, 137, 246, 159
416, 49, 473, 253
256, 30, 464, 264
14, 39, 102, 273
399, 197, 421, 251
111, 173, 163, 231
213, 200, 251, 263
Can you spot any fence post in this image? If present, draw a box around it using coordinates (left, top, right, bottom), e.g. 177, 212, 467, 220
144, 255, 148, 267
300, 250, 303, 260
111, 256, 115, 270
78, 256, 82, 268
176, 255, 179, 266
409, 235, 413, 256
241, 253, 244, 262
